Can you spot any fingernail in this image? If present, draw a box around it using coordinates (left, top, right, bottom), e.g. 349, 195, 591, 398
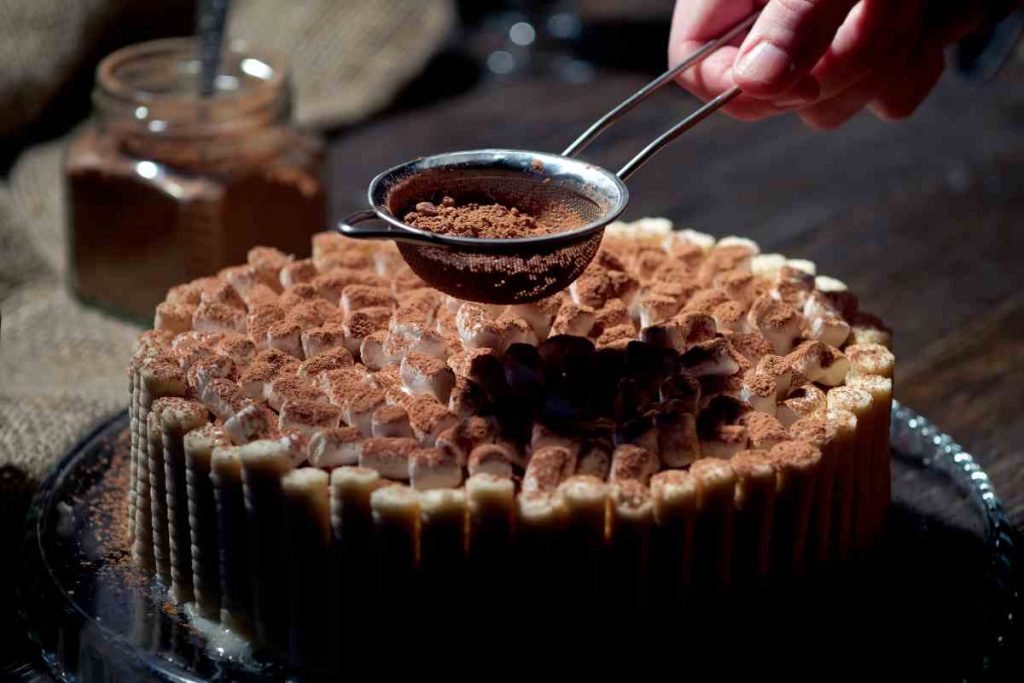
735, 42, 793, 87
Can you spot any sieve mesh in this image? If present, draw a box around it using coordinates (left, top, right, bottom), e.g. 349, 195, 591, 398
379, 162, 618, 304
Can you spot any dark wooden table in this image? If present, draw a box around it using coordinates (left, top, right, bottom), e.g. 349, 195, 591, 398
329, 56, 1024, 530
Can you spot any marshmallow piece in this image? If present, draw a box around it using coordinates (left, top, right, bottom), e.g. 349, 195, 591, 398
740, 370, 778, 416
359, 330, 396, 371
371, 404, 413, 438
247, 303, 285, 350
341, 285, 394, 317
199, 378, 251, 421
455, 303, 503, 350
803, 292, 851, 347
740, 412, 790, 450
237, 348, 299, 400
400, 352, 456, 403
679, 337, 742, 378
200, 280, 247, 311
319, 365, 374, 403
609, 444, 659, 485
279, 259, 318, 289
608, 217, 673, 242
596, 323, 637, 349
654, 410, 699, 468
569, 266, 639, 309
409, 447, 463, 491
508, 295, 562, 340
264, 375, 326, 412
468, 443, 515, 479
726, 332, 774, 364
576, 443, 611, 480
496, 314, 539, 351
247, 246, 291, 289
640, 311, 717, 352
342, 384, 387, 436
216, 334, 256, 367
850, 312, 893, 349
786, 259, 816, 276
448, 376, 489, 418
266, 320, 304, 358
669, 228, 715, 253
845, 343, 895, 380
221, 264, 266, 296
716, 236, 761, 255
155, 302, 194, 333
389, 322, 449, 361
712, 269, 760, 307
343, 307, 393, 357
297, 346, 354, 382
523, 446, 577, 496
360, 437, 418, 480
699, 424, 749, 459
698, 244, 755, 284
748, 295, 803, 355
193, 301, 247, 334
682, 289, 731, 316
711, 301, 752, 334
530, 423, 581, 457
223, 404, 279, 445
550, 302, 596, 337
406, 395, 458, 446
786, 340, 850, 387
308, 427, 365, 468
750, 253, 786, 279
285, 299, 335, 331
636, 289, 682, 328
777, 384, 828, 428
393, 288, 441, 326
279, 399, 342, 436
186, 354, 236, 396
171, 330, 223, 369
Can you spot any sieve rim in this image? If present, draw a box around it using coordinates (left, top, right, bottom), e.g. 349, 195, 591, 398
364, 148, 630, 251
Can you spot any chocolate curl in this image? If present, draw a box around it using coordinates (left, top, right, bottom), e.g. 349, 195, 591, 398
419, 488, 467, 608
466, 474, 515, 594
650, 470, 697, 603
825, 410, 857, 564
849, 374, 894, 542
329, 467, 383, 646
211, 446, 252, 635
184, 426, 229, 621
371, 485, 421, 606
558, 476, 609, 602
730, 451, 777, 588
239, 440, 295, 652
690, 458, 737, 595
606, 481, 654, 608
159, 400, 209, 603
826, 386, 874, 550
282, 468, 331, 669
768, 441, 822, 577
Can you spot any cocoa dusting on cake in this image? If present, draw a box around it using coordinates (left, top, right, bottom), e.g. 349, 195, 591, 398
404, 195, 570, 239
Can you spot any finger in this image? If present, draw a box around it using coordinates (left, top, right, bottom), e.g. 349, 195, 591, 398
809, 0, 925, 100
733, 0, 859, 96
797, 25, 918, 130
869, 45, 945, 121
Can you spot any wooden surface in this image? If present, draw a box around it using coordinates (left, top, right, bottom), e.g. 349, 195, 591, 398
329, 57, 1024, 529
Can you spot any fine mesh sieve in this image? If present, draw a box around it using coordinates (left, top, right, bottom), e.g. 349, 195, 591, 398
337, 9, 761, 304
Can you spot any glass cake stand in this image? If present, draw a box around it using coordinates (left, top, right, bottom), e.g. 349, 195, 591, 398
16, 403, 1021, 681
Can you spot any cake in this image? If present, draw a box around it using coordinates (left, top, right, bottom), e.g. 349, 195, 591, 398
126, 218, 894, 666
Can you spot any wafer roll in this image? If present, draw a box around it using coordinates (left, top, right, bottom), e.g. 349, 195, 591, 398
825, 410, 857, 563
184, 425, 229, 621
132, 357, 187, 565
239, 440, 294, 651
282, 468, 331, 668
826, 386, 874, 550
371, 485, 420, 606
146, 407, 171, 581
768, 441, 821, 577
690, 458, 737, 595
651, 470, 697, 603
557, 476, 609, 602
849, 374, 893, 543
211, 446, 252, 634
516, 493, 569, 606
730, 451, 777, 588
466, 474, 515, 593
607, 481, 654, 608
419, 488, 467, 607
128, 362, 140, 543
160, 399, 209, 603
788, 417, 840, 568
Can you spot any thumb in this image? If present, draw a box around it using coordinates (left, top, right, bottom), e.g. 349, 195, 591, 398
734, 0, 858, 96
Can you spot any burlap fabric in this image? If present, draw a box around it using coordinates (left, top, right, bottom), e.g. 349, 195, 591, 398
0, 0, 455, 499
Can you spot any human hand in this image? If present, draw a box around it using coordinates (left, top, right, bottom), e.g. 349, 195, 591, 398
669, 0, 1017, 128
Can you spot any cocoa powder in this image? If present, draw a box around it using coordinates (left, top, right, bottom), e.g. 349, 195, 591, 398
404, 195, 567, 238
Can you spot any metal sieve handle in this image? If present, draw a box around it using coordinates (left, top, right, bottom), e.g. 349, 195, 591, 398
338, 209, 447, 246
561, 8, 759, 181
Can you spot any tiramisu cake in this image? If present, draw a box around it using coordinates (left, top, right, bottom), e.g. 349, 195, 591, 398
126, 219, 894, 665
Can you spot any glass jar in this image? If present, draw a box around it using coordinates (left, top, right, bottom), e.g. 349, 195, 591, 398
66, 38, 326, 321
